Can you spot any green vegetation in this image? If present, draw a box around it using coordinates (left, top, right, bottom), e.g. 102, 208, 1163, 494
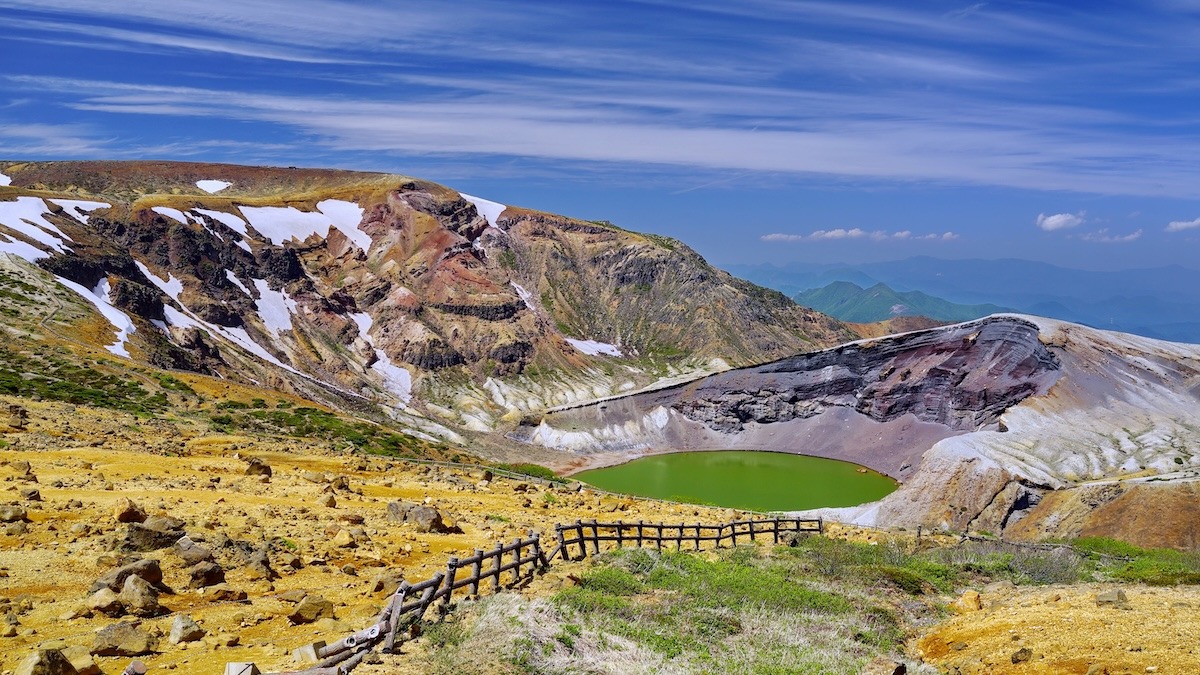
493, 462, 565, 483
498, 250, 517, 269
420, 534, 1200, 673
0, 345, 167, 415
207, 405, 440, 458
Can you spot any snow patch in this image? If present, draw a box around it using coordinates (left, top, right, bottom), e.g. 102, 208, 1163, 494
194, 208, 249, 237
196, 179, 231, 194
0, 197, 73, 255
252, 278, 296, 335
151, 206, 188, 224
224, 270, 251, 296
239, 200, 370, 251
0, 171, 10, 187
347, 311, 412, 402
566, 338, 622, 357
511, 282, 536, 311
460, 193, 507, 228
50, 199, 109, 224
53, 275, 136, 357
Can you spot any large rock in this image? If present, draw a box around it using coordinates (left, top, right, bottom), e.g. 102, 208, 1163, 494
121, 523, 183, 552
13, 648, 78, 675
92, 621, 158, 656
90, 558, 163, 593
59, 646, 99, 675
288, 595, 335, 624
0, 504, 29, 523
407, 505, 450, 533
86, 588, 123, 616
168, 614, 205, 644
188, 561, 225, 588
173, 536, 213, 566
118, 575, 163, 617
387, 500, 417, 523
244, 457, 272, 478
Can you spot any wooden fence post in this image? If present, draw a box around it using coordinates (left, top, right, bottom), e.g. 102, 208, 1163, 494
589, 520, 600, 556
616, 520, 624, 549
441, 557, 459, 610
471, 549, 483, 597
636, 520, 644, 548
491, 541, 503, 593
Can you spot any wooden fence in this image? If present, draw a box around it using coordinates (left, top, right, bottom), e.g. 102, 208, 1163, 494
245, 517, 819, 675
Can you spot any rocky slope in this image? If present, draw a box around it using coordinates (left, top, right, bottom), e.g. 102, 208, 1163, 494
0, 160, 853, 444
515, 316, 1200, 548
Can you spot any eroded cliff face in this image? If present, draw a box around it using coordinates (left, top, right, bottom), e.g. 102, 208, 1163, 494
513, 317, 1061, 478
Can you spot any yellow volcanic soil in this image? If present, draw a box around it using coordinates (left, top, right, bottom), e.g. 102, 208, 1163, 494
2, 398, 1199, 675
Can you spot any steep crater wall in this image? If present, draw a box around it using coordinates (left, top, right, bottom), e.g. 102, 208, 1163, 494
513, 317, 1062, 477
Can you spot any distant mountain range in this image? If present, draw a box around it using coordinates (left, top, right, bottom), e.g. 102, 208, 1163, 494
794, 281, 1013, 324
727, 257, 1200, 344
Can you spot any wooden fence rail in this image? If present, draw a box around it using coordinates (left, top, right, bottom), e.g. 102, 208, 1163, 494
255, 516, 818, 675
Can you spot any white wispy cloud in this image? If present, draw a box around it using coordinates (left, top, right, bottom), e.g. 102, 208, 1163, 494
1166, 217, 1200, 232
1081, 228, 1143, 243
1036, 211, 1085, 231
761, 229, 956, 243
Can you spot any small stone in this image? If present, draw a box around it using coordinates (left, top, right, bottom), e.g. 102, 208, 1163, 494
215, 633, 239, 647
1012, 647, 1033, 664
168, 615, 205, 645
1096, 589, 1130, 608
951, 590, 983, 613
862, 657, 907, 675
113, 498, 146, 524
202, 585, 247, 602
188, 561, 225, 589
277, 590, 306, 603
91, 559, 163, 594
244, 458, 272, 478
19, 488, 41, 501
60, 645, 100, 675
331, 529, 355, 548
319, 494, 336, 508
340, 564, 357, 576
288, 595, 334, 624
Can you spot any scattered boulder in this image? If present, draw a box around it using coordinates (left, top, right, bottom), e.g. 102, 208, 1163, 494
244, 547, 276, 581
86, 588, 123, 617
302, 470, 326, 483
121, 523, 183, 552
288, 595, 335, 624
387, 500, 417, 523
950, 590, 983, 613
60, 646, 100, 675
202, 584, 247, 602
168, 614, 205, 645
13, 648, 77, 675
118, 576, 163, 617
408, 505, 451, 533
372, 571, 407, 596
90, 559, 164, 594
244, 457, 272, 478
331, 529, 355, 548
0, 504, 29, 523
7, 404, 29, 430
173, 536, 213, 566
862, 657, 907, 675
92, 621, 158, 656
20, 488, 42, 501
319, 494, 336, 508
188, 561, 225, 588
142, 514, 185, 532
113, 499, 146, 524
1096, 589, 1130, 609
1012, 647, 1033, 664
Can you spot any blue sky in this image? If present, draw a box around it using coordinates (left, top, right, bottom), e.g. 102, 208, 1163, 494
3, 0, 1200, 270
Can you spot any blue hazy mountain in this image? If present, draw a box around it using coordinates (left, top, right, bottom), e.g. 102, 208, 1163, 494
794, 281, 1014, 324
726, 257, 1200, 344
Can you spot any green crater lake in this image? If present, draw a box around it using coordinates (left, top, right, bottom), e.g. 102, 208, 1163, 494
573, 451, 897, 512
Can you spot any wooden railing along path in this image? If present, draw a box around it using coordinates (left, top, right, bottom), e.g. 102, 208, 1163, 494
222, 516, 821, 675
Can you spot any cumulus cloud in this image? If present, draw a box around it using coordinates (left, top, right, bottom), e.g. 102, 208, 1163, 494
1036, 211, 1085, 231
1166, 217, 1200, 232
760, 229, 957, 243
1081, 228, 1142, 243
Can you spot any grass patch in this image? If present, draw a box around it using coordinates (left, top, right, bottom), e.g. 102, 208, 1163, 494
493, 462, 564, 483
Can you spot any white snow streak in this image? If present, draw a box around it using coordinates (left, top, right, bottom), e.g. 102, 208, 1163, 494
460, 193, 507, 228
152, 206, 188, 224
224, 270, 251, 296
252, 278, 296, 335
53, 275, 136, 357
0, 197, 73, 256
511, 282, 536, 311
348, 310, 412, 403
196, 179, 231, 194
50, 199, 109, 224
194, 208, 248, 237
0, 171, 10, 187
566, 338, 622, 357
